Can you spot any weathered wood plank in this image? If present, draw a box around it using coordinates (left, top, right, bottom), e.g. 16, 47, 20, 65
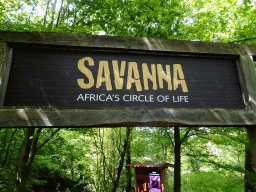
0, 47, 12, 105
1, 31, 256, 56
0, 108, 256, 127
239, 55, 256, 111
0, 42, 11, 104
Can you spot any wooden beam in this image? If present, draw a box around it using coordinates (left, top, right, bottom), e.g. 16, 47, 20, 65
0, 31, 256, 56
0, 108, 256, 127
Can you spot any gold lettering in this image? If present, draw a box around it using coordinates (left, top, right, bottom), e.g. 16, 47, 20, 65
157, 64, 172, 90
77, 57, 95, 89
142, 63, 157, 90
126, 62, 142, 91
96, 61, 112, 91
112, 60, 126, 89
173, 64, 188, 92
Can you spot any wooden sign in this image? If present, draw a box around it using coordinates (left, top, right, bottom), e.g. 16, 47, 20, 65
4, 47, 244, 109
0, 31, 256, 127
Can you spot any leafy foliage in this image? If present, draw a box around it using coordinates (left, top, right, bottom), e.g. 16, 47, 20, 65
0, 126, 251, 191
169, 171, 244, 192
1, 0, 256, 44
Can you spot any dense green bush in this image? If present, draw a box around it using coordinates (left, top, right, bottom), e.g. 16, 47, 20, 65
168, 171, 243, 192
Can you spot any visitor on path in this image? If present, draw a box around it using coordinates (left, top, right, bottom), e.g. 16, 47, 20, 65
56, 183, 60, 192
83, 184, 91, 192
65, 188, 70, 192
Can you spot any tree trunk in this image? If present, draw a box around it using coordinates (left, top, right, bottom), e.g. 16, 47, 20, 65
16, 128, 41, 191
245, 142, 254, 192
245, 127, 256, 192
2, 128, 17, 167
174, 126, 181, 192
111, 127, 132, 192
96, 129, 100, 192
1, 129, 8, 166
16, 128, 61, 191
126, 129, 132, 192
102, 128, 106, 187
49, 0, 58, 30
56, 0, 64, 27
43, 0, 51, 28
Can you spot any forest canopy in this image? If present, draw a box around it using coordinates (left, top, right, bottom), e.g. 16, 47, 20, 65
0, 127, 249, 191
1, 0, 256, 44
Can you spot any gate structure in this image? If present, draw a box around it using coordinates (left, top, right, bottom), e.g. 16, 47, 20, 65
0, 31, 256, 127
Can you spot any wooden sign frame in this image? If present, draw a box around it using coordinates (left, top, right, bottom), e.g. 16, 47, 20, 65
0, 31, 256, 127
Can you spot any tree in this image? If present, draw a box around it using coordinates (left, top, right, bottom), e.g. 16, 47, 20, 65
164, 127, 192, 192
16, 128, 61, 191
87, 127, 134, 191
182, 127, 248, 191
111, 127, 132, 192
0, 128, 22, 191
126, 129, 132, 192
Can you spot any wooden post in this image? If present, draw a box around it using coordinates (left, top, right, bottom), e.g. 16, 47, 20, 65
246, 127, 256, 192
160, 168, 168, 192
0, 42, 12, 105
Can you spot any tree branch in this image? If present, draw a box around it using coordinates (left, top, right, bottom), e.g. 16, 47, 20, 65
36, 128, 61, 153
2, 128, 17, 167
56, 0, 64, 27
181, 127, 192, 144
196, 135, 217, 141
4, 3, 25, 13
92, 131, 114, 182
187, 131, 209, 138
164, 128, 175, 148
229, 37, 256, 43
28, 128, 42, 167
187, 153, 245, 173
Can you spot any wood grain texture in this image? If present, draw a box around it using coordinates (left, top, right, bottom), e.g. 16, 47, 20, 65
1, 31, 256, 55
0, 42, 6, 93
238, 56, 256, 111
0, 108, 256, 127
0, 42, 9, 99
1, 31, 256, 127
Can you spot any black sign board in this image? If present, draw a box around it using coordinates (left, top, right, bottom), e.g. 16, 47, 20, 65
3, 47, 245, 109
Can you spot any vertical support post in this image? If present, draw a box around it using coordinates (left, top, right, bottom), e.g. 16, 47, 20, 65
245, 126, 256, 192
0, 43, 12, 105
